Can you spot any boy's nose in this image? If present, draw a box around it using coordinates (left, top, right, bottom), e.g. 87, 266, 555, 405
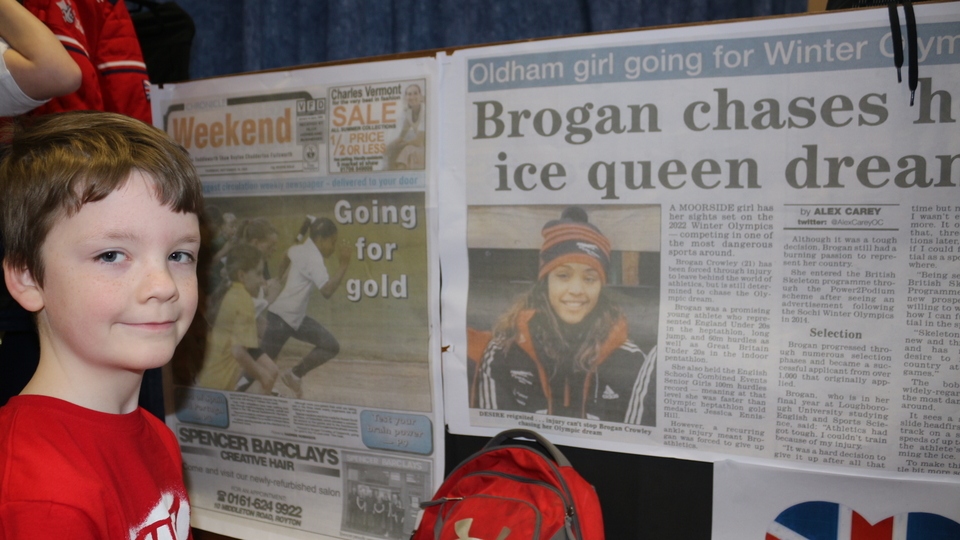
139, 261, 179, 302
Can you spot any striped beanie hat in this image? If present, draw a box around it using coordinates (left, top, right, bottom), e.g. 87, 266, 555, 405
538, 206, 611, 282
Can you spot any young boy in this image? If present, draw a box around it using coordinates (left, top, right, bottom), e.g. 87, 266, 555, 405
0, 111, 203, 539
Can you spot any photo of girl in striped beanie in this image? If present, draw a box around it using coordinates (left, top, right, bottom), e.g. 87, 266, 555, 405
475, 206, 656, 425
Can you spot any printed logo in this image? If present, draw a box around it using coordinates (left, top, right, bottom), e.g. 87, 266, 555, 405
296, 98, 326, 114
576, 242, 602, 259
601, 385, 619, 400
56, 0, 82, 33
509, 370, 535, 386
130, 492, 190, 540
767, 501, 960, 540
454, 518, 512, 540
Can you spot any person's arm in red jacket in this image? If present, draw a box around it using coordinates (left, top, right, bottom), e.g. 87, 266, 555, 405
0, 0, 80, 101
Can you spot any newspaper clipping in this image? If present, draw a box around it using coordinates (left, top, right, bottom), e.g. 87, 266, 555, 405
153, 59, 440, 540
439, 4, 960, 479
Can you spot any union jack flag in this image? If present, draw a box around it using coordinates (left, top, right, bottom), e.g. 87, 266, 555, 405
767, 501, 960, 540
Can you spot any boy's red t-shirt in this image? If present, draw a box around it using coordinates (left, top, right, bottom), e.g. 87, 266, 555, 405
0, 395, 191, 539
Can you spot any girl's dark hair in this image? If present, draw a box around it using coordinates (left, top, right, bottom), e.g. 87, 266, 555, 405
204, 204, 225, 228
224, 243, 263, 280
295, 216, 337, 243
240, 217, 277, 244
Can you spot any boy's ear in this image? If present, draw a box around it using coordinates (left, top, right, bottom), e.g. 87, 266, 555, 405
2, 260, 44, 312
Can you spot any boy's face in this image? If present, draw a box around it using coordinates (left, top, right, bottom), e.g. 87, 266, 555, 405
32, 171, 201, 373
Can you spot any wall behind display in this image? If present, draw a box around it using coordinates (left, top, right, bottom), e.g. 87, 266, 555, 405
172, 0, 807, 80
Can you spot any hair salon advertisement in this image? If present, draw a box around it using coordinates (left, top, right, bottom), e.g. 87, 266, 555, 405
439, 1, 960, 482
152, 58, 442, 540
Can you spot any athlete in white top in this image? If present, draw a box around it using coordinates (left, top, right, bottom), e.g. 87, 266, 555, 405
261, 216, 351, 398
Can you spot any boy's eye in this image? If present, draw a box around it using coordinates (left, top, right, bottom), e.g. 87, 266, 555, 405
169, 251, 196, 264
97, 251, 125, 263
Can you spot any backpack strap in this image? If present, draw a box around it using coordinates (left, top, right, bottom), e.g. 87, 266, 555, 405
484, 429, 572, 468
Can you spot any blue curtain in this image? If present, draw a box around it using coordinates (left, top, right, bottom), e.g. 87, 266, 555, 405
173, 0, 808, 80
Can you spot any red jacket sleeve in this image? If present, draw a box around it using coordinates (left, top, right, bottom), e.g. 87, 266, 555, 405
90, 0, 152, 123
23, 0, 152, 123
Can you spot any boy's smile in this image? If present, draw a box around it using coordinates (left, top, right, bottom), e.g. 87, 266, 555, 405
32, 172, 200, 378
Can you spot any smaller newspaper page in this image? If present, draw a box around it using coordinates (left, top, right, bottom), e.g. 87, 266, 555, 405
713, 460, 960, 539
439, 3, 960, 480
153, 57, 441, 540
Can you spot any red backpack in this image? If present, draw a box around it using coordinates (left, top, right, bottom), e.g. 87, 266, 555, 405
412, 429, 605, 540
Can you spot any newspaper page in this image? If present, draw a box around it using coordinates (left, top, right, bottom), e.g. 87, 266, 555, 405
439, 3, 960, 479
152, 57, 442, 540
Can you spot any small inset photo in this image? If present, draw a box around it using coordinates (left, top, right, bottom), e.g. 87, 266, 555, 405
466, 204, 660, 426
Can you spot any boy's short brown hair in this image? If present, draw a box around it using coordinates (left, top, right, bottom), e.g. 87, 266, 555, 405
0, 111, 204, 286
